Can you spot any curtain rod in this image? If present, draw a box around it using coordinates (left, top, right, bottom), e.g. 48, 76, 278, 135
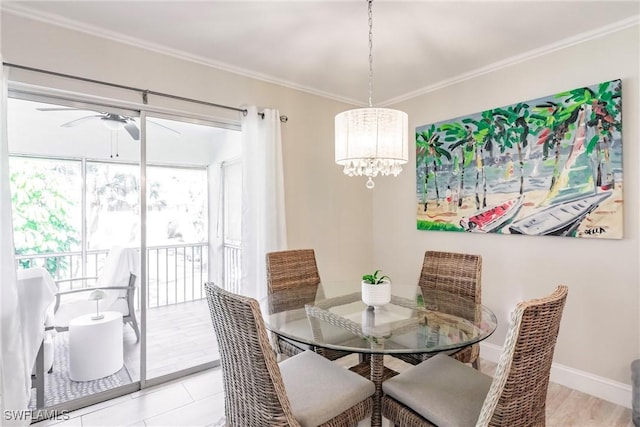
2, 62, 288, 122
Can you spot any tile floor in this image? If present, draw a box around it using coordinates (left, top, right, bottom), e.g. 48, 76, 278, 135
32, 368, 225, 427
31, 355, 633, 427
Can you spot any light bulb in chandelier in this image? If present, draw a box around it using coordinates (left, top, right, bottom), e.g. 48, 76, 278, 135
334, 0, 408, 189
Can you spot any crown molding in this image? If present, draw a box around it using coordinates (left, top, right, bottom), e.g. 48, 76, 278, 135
381, 14, 640, 107
0, 3, 363, 107
2, 3, 637, 109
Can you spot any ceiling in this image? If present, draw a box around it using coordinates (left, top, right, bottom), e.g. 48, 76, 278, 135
2, 1, 639, 106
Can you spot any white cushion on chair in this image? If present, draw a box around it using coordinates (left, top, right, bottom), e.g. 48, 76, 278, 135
109, 298, 129, 316
55, 289, 130, 327
54, 299, 94, 328
382, 353, 491, 427
53, 246, 137, 330
97, 247, 138, 311
280, 350, 374, 427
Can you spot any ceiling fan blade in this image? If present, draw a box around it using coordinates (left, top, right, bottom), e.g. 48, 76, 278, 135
37, 107, 80, 111
124, 122, 140, 140
148, 119, 181, 135
60, 115, 103, 127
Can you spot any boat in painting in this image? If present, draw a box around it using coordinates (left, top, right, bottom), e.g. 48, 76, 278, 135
508, 105, 613, 237
508, 191, 612, 236
460, 196, 524, 232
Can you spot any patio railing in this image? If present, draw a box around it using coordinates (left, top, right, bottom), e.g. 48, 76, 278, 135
146, 243, 208, 308
223, 240, 241, 294
17, 243, 211, 309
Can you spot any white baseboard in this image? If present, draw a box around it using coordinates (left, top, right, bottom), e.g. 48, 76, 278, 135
480, 342, 632, 409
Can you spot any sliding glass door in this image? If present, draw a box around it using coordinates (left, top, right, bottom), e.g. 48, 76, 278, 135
144, 115, 229, 381
7, 92, 242, 412
7, 97, 141, 409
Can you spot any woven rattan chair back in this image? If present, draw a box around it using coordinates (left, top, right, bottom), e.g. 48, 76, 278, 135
419, 251, 482, 302
476, 285, 568, 427
266, 249, 321, 314
414, 251, 482, 367
266, 249, 350, 361
205, 282, 299, 426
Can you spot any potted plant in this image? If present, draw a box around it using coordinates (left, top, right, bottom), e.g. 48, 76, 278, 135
361, 270, 391, 307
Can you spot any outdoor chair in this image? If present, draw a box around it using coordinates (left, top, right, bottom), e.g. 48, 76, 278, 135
205, 282, 375, 427
53, 246, 140, 342
394, 250, 482, 369
266, 249, 350, 361
381, 285, 568, 427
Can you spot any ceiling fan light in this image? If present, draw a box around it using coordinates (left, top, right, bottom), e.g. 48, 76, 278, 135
102, 118, 126, 131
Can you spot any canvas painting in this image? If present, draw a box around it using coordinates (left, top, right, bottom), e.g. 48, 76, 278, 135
416, 79, 623, 239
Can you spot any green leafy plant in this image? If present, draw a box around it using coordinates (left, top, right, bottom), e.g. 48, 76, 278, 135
362, 270, 390, 285
10, 159, 80, 277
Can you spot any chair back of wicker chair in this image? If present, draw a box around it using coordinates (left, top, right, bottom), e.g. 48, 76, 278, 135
266, 249, 321, 314
401, 250, 483, 367
205, 282, 299, 427
419, 250, 482, 302
419, 251, 482, 369
265, 249, 350, 361
476, 285, 568, 427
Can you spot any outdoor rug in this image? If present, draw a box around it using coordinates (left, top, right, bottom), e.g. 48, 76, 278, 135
29, 333, 132, 409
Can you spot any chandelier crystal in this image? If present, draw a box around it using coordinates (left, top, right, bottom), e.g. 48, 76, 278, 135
334, 0, 408, 189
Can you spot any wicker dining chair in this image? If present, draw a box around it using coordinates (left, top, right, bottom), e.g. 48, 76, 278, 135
205, 282, 374, 427
266, 249, 350, 361
381, 285, 568, 427
393, 250, 482, 369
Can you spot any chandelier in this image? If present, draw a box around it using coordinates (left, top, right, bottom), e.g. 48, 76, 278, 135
335, 0, 408, 189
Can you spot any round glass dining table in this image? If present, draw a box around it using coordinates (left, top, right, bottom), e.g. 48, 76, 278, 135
262, 282, 498, 427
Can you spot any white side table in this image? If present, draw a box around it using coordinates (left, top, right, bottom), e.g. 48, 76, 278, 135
69, 311, 123, 382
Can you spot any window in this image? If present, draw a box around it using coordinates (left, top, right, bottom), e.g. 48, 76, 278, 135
9, 156, 81, 276
147, 166, 208, 246
86, 162, 140, 250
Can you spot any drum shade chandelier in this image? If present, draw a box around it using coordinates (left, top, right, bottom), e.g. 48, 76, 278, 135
335, 0, 408, 189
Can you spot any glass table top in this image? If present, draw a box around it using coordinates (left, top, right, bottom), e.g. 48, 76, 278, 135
262, 282, 497, 355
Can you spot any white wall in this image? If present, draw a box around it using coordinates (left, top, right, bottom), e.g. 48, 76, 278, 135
0, 12, 374, 284
377, 26, 639, 391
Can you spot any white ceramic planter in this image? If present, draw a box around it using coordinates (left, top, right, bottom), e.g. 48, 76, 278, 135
361, 280, 391, 307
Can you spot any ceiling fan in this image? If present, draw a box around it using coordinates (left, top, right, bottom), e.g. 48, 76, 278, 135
37, 108, 180, 141
63, 112, 140, 140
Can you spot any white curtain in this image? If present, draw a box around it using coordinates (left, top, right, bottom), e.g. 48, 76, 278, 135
208, 163, 223, 287
241, 106, 287, 301
0, 64, 30, 424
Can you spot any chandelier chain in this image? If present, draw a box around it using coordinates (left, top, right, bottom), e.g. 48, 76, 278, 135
334, 0, 408, 190
367, 0, 374, 108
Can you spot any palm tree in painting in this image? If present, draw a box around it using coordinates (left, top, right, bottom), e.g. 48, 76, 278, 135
492, 103, 530, 195
416, 126, 452, 211
440, 122, 474, 208
561, 80, 621, 188
416, 128, 430, 210
461, 111, 498, 209
529, 101, 581, 190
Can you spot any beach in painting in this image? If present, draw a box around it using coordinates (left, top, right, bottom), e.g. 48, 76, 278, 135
416, 181, 623, 239
415, 78, 623, 239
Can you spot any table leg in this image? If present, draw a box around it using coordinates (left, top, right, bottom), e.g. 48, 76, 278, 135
370, 353, 384, 427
